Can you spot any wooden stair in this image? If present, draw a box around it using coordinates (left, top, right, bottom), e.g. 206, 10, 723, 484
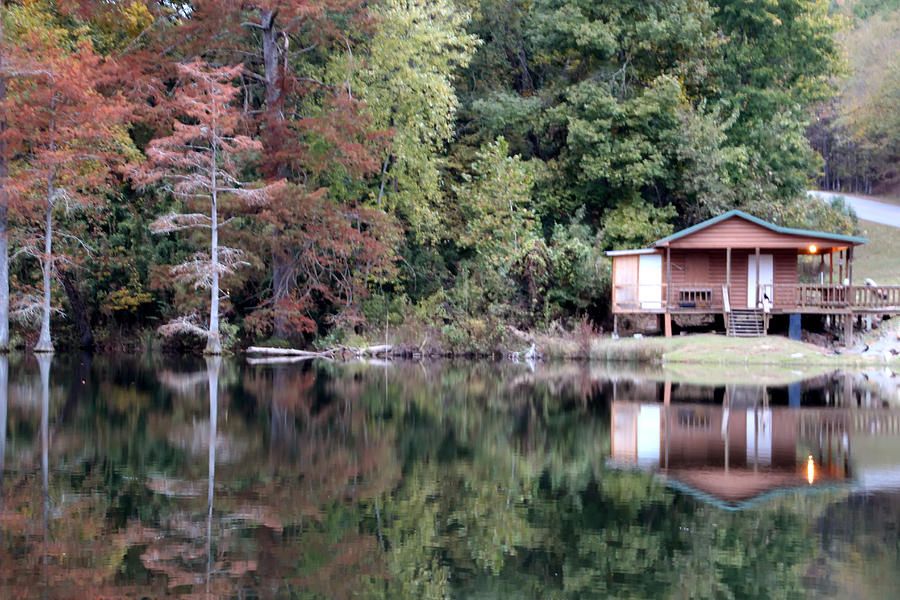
728, 308, 765, 337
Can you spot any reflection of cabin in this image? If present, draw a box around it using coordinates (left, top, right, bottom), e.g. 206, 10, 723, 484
607, 210, 900, 340
610, 401, 850, 507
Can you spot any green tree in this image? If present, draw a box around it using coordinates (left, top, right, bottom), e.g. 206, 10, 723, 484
351, 0, 478, 238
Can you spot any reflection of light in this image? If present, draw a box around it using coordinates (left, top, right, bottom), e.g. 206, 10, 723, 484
807, 455, 815, 485
808, 244, 818, 254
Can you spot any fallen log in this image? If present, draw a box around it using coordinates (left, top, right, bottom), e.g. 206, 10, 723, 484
246, 345, 392, 359
247, 355, 326, 365
247, 346, 332, 357
362, 344, 393, 355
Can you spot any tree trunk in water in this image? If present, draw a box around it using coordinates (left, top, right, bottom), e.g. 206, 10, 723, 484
35, 197, 54, 353
37, 352, 50, 554
59, 269, 94, 349
0, 356, 7, 511
205, 356, 219, 595
0, 4, 10, 353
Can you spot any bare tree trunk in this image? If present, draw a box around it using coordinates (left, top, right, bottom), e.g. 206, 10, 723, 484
260, 10, 294, 340
35, 191, 54, 353
59, 268, 94, 349
205, 139, 222, 355
272, 250, 291, 339
0, 2, 10, 353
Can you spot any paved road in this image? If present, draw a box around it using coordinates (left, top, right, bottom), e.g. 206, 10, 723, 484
807, 190, 900, 227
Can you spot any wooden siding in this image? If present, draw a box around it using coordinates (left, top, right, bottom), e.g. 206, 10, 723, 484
667, 249, 797, 308
612, 255, 639, 309
666, 216, 849, 250
773, 251, 798, 306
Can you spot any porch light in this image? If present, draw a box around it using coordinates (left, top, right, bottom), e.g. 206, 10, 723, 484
808, 244, 818, 254
807, 455, 815, 485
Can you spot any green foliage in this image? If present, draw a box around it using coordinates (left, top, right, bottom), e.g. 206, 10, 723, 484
543, 209, 609, 318
352, 0, 479, 239
453, 137, 537, 262
1, 0, 855, 349
744, 194, 858, 235
601, 199, 676, 250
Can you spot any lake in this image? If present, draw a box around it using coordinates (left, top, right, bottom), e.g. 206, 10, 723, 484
1, 355, 899, 598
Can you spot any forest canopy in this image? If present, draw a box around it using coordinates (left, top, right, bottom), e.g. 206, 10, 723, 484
0, 0, 864, 352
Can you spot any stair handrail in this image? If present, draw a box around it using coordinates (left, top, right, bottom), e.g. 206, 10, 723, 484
722, 284, 731, 314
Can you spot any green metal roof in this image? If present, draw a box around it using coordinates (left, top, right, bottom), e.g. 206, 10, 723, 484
651, 209, 867, 247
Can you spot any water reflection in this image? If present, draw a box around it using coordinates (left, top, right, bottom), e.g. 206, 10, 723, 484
611, 377, 900, 506
611, 399, 853, 508
0, 358, 899, 597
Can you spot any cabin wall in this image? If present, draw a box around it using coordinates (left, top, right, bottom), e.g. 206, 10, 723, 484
612, 255, 639, 311
612, 245, 800, 312
668, 249, 798, 308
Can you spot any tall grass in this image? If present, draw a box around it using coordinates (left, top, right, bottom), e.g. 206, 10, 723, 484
588, 337, 671, 362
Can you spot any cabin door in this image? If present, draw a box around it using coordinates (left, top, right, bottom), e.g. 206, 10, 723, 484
638, 254, 662, 309
746, 254, 774, 308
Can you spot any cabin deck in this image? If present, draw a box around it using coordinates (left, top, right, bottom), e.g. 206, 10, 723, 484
612, 282, 900, 315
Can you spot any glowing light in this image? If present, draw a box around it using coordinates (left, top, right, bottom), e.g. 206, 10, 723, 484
808, 244, 818, 254
807, 455, 815, 485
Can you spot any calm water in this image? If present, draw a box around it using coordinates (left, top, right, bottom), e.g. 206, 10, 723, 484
1, 355, 900, 598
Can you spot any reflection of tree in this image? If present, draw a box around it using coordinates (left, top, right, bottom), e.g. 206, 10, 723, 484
333, 363, 826, 599
0, 358, 896, 598
0, 356, 6, 514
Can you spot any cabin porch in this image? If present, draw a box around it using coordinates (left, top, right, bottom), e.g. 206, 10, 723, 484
612, 281, 900, 315
611, 244, 900, 315
606, 209, 893, 341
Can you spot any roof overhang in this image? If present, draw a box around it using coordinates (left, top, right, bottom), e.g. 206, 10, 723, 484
650, 209, 867, 248
605, 248, 660, 257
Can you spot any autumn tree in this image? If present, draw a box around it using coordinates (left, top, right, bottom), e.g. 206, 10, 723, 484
134, 60, 282, 354
0, 0, 9, 352
164, 0, 399, 341
2, 20, 131, 353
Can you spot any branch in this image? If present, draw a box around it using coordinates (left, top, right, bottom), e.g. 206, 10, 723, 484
151, 212, 213, 233
158, 313, 212, 339
298, 77, 333, 91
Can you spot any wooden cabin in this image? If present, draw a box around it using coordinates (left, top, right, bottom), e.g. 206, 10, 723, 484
607, 209, 900, 339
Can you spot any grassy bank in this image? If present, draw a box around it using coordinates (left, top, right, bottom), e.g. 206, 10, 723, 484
542, 333, 885, 366
854, 219, 900, 285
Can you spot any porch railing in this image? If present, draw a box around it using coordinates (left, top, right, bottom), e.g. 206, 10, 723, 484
854, 285, 900, 309
612, 282, 900, 312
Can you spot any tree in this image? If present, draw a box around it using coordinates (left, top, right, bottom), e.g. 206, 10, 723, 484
134, 60, 283, 354
159, 1, 398, 341
2, 22, 130, 353
0, 0, 9, 353
351, 0, 478, 238
244, 184, 400, 337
